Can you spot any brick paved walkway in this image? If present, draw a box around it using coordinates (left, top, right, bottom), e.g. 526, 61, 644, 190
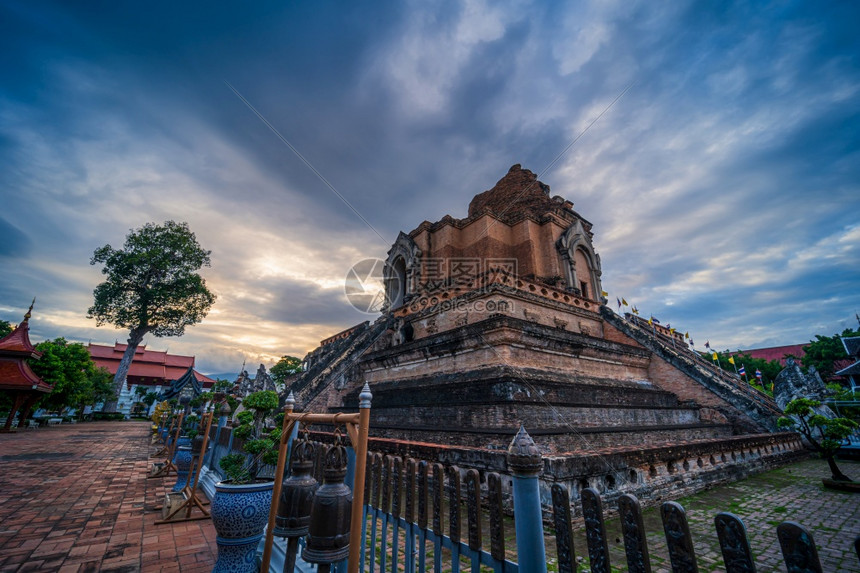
0, 421, 216, 573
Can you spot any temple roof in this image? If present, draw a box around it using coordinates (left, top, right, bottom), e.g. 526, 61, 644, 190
158, 365, 205, 400
88, 342, 215, 387
841, 336, 860, 358
0, 302, 51, 393
836, 361, 860, 377
731, 344, 807, 365
0, 304, 41, 359
0, 360, 52, 393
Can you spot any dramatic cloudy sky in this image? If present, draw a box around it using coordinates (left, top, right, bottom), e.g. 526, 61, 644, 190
2, 1, 858, 375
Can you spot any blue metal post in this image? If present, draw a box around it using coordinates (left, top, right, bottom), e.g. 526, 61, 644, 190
508, 426, 547, 573
345, 446, 357, 492
284, 416, 300, 477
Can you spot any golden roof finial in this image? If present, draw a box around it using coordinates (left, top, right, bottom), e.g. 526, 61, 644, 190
22, 297, 35, 324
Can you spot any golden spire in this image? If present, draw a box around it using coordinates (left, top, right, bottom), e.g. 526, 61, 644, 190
21, 297, 35, 325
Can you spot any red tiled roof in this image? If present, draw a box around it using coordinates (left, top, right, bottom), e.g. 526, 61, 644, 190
0, 320, 40, 358
0, 359, 52, 393
87, 343, 214, 388
732, 344, 806, 365
0, 306, 51, 394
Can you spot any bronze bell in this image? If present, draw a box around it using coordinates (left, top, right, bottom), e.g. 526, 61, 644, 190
274, 435, 318, 538
301, 433, 352, 564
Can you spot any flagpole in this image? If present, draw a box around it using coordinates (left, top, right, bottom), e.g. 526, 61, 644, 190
712, 352, 723, 377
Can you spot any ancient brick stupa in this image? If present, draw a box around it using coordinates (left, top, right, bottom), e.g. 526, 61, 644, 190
287, 165, 804, 504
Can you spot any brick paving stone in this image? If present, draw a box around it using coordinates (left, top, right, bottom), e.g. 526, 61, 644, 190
0, 421, 217, 572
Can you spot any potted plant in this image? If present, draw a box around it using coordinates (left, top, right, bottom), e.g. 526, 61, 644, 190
211, 390, 281, 573
778, 397, 859, 490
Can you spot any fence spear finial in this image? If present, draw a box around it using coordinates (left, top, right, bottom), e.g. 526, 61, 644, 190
507, 426, 543, 476
359, 382, 373, 409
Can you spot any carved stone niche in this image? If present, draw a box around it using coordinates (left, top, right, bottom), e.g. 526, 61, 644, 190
556, 219, 603, 301
383, 232, 422, 313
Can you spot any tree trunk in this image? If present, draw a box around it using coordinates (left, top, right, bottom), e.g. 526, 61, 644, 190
826, 455, 852, 482
102, 329, 146, 413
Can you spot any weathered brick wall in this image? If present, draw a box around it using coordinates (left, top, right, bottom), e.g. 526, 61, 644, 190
604, 319, 644, 347
647, 352, 730, 408
368, 402, 703, 430
364, 423, 734, 453
307, 429, 807, 521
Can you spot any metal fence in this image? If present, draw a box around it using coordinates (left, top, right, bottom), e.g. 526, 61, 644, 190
359, 455, 518, 572
199, 418, 858, 573
353, 444, 859, 573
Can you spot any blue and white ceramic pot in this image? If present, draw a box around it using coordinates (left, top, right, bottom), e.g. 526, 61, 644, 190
211, 480, 274, 573
171, 446, 194, 492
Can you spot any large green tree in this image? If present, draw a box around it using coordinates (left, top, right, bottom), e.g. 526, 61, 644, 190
703, 350, 783, 393
802, 328, 859, 382
0, 319, 12, 338
778, 398, 858, 482
29, 338, 116, 416
88, 221, 216, 411
270, 355, 303, 390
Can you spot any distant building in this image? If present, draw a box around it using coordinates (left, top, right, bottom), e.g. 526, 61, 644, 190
731, 344, 806, 366
1, 302, 52, 430
836, 337, 860, 392
87, 343, 215, 415
733, 342, 856, 384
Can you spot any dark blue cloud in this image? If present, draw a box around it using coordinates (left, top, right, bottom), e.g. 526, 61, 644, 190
1, 0, 858, 368
0, 217, 31, 258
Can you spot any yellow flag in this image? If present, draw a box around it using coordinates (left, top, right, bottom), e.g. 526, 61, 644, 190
648, 316, 653, 325
621, 298, 628, 306
728, 356, 735, 365
601, 290, 608, 298
712, 352, 718, 361
685, 331, 690, 339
